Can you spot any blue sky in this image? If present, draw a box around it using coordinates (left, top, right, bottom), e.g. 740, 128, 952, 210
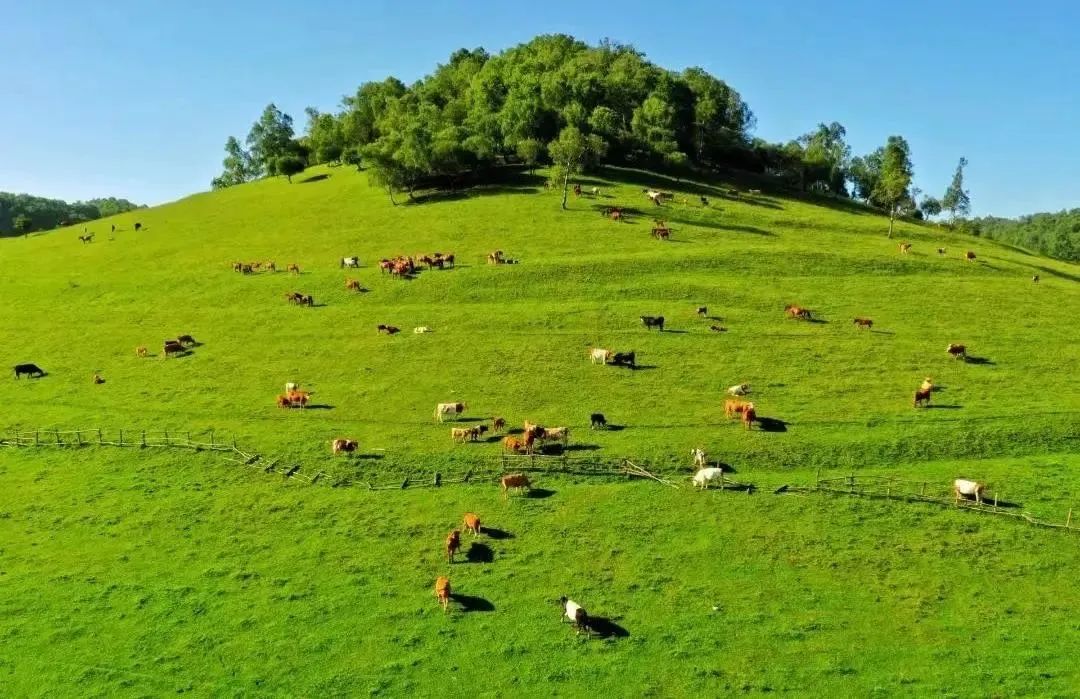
2, 0, 1078, 217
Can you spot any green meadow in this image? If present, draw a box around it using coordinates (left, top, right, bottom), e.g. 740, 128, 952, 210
2, 165, 1079, 695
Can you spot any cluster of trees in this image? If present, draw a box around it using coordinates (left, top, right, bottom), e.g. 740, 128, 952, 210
0, 193, 143, 237
970, 211, 1080, 262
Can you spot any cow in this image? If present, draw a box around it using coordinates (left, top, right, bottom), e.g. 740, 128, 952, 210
135, 346, 148, 358
340, 256, 360, 268
502, 436, 526, 453
345, 279, 363, 292
501, 473, 531, 498
377, 324, 400, 335
241, 264, 253, 274
177, 334, 197, 347
742, 404, 757, 430
920, 377, 934, 392
134, 222, 142, 232
727, 383, 750, 397
1032, 275, 1040, 284
853, 318, 873, 330
965, 251, 977, 262
899, 243, 912, 254
283, 391, 310, 409
640, 315, 665, 331
540, 426, 569, 445
559, 596, 590, 635
435, 576, 451, 613
725, 399, 751, 419
78, 233, 94, 243
413, 326, 432, 334
451, 427, 473, 443
434, 402, 467, 422
232, 261, 243, 272
691, 448, 707, 468
590, 413, 607, 429
163, 341, 184, 358
487, 251, 505, 265
523, 421, 543, 438
332, 438, 358, 455
610, 209, 623, 222
446, 529, 461, 562
644, 190, 664, 206
696, 306, 708, 317
954, 479, 986, 505
589, 348, 613, 365
491, 417, 506, 432
573, 183, 582, 196
914, 387, 932, 408
946, 343, 967, 360
276, 394, 292, 409
709, 325, 727, 332
93, 373, 105, 384
611, 351, 636, 368
785, 305, 812, 320
693, 467, 724, 490
700, 195, 709, 207
651, 227, 671, 240
463, 513, 482, 536
937, 248, 947, 256
287, 263, 300, 274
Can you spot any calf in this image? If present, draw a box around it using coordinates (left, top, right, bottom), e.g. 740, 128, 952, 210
502, 436, 526, 453
135, 346, 148, 358
134, 222, 142, 232
590, 413, 607, 429
435, 576, 451, 613
345, 279, 363, 291
693, 467, 724, 490
287, 263, 300, 274
376, 324, 400, 335
696, 306, 708, 317
463, 513, 482, 536
451, 427, 473, 443
640, 315, 665, 331
1032, 275, 1040, 284
163, 341, 184, 358
446, 530, 461, 562
331, 438, 358, 455
177, 334, 197, 346
491, 417, 506, 432
852, 318, 873, 330
937, 248, 947, 256
93, 373, 105, 384
611, 351, 636, 368
501, 473, 532, 498
700, 195, 709, 207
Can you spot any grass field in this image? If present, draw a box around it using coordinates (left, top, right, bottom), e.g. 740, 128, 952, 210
2, 165, 1079, 695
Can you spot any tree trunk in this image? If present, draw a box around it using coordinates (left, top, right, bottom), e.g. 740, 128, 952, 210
560, 163, 570, 210
387, 187, 397, 206
887, 207, 895, 238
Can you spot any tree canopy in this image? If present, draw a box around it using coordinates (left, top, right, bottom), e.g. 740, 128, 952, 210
0, 192, 143, 236
942, 156, 971, 223
973, 210, 1080, 262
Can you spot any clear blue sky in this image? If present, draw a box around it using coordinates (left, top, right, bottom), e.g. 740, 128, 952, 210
3, 0, 1078, 217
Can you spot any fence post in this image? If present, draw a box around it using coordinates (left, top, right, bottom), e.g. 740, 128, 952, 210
55, 429, 62, 446
164, 429, 169, 445
209, 430, 215, 449
848, 473, 855, 495
815, 467, 821, 490
13, 428, 17, 445
141, 431, 146, 448
35, 431, 40, 446
77, 431, 83, 447
921, 482, 926, 497
118, 429, 123, 446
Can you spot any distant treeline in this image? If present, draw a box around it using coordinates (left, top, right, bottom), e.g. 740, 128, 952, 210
0, 192, 143, 237
968, 211, 1080, 262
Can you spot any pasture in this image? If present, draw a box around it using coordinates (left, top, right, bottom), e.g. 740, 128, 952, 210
2, 165, 1079, 694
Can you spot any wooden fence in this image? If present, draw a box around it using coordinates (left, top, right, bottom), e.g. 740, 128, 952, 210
0, 427, 237, 452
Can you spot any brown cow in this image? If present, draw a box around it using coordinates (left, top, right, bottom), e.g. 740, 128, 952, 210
287, 263, 300, 274
135, 345, 148, 358
276, 394, 292, 409
435, 576, 451, 612
463, 513, 481, 536
914, 388, 932, 408
93, 373, 105, 385
503, 436, 525, 453
785, 305, 812, 320
652, 227, 671, 240
947, 343, 967, 360
501, 473, 532, 498
965, 251, 977, 262
446, 530, 461, 563
332, 438, 358, 455
853, 317, 873, 330
725, 399, 752, 419
742, 404, 757, 430
899, 243, 912, 254
345, 278, 362, 291
163, 340, 184, 358
491, 417, 506, 433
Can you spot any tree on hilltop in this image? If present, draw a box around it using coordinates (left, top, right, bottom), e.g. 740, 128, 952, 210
872, 136, 913, 238
942, 157, 971, 226
246, 104, 296, 176
547, 126, 606, 210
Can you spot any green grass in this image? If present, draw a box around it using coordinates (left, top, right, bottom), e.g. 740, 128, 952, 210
2, 165, 1079, 695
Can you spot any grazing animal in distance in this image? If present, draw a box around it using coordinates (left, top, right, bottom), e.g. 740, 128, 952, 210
491, 417, 506, 432
177, 334, 196, 347
134, 222, 142, 232
446, 530, 461, 563
640, 315, 665, 331
540, 426, 569, 445
691, 448, 707, 468
434, 576, 451, 613
78, 233, 94, 243
589, 348, 613, 365
727, 383, 750, 397
696, 306, 708, 317
946, 343, 967, 360
938, 248, 947, 256
434, 402, 467, 423
502, 436, 526, 453
487, 250, 505, 265
899, 243, 912, 254
559, 596, 590, 635
709, 325, 727, 333
135, 346, 148, 358
285, 382, 299, 393
340, 256, 360, 268
785, 305, 812, 320
93, 373, 105, 384
651, 226, 671, 240
954, 479, 986, 505
451, 427, 473, 443
376, 324, 400, 335
853, 318, 873, 330
463, 513, 481, 536
700, 195, 709, 207
725, 399, 752, 419
331, 438, 358, 455
742, 404, 757, 430
345, 278, 362, 291
287, 263, 300, 274
162, 340, 184, 358
501, 473, 531, 498
590, 413, 607, 429
693, 467, 724, 490
1032, 275, 1040, 284
914, 387, 932, 408
611, 351, 636, 368
590, 186, 600, 196
276, 394, 292, 409
965, 251, 977, 262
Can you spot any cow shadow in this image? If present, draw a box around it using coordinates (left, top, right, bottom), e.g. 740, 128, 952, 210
585, 617, 630, 639
964, 356, 994, 365
601, 424, 626, 432
756, 417, 788, 433
465, 542, 494, 563
980, 497, 1021, 509
455, 416, 487, 423
299, 173, 330, 183
628, 365, 658, 371
309, 302, 329, 308
661, 329, 689, 334
927, 404, 962, 410
507, 428, 525, 435
483, 435, 503, 444
482, 527, 513, 540
356, 453, 384, 460
305, 404, 335, 410
451, 594, 495, 613
806, 318, 829, 324
870, 329, 895, 335
565, 444, 601, 452
526, 488, 556, 499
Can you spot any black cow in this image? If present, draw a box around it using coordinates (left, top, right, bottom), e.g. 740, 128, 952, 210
134, 222, 142, 232
611, 351, 636, 368
14, 363, 45, 379
590, 413, 607, 429
640, 315, 665, 331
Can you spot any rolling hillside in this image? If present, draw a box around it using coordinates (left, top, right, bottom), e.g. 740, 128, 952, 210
3, 166, 1080, 696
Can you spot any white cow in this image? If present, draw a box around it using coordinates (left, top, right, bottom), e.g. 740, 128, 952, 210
691, 448, 707, 468
414, 326, 432, 334
434, 402, 466, 423
559, 596, 589, 634
589, 348, 613, 364
693, 467, 725, 490
954, 479, 985, 504
340, 256, 360, 268
727, 383, 751, 397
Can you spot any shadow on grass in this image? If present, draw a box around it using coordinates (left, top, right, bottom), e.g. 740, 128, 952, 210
627, 365, 658, 371
870, 329, 895, 336
585, 617, 630, 638
964, 356, 995, 366
356, 453, 384, 460
601, 424, 626, 432
483, 527, 513, 540
299, 174, 330, 184
507, 427, 524, 435
926, 404, 962, 410
756, 417, 788, 433
526, 488, 556, 499
451, 593, 495, 613
806, 318, 829, 325
465, 542, 494, 563
564, 444, 601, 452
661, 329, 689, 334
305, 404, 335, 411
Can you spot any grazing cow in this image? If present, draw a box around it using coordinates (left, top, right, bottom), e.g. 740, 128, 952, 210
573, 183, 582, 196
914, 387, 932, 408
709, 325, 727, 333
691, 448, 707, 468
451, 427, 473, 443
276, 394, 292, 409
134, 222, 142, 232
937, 248, 947, 256
724, 399, 752, 419
700, 195, 709, 207
280, 391, 310, 409
135, 345, 148, 358
491, 417, 506, 432
644, 190, 664, 206
651, 226, 671, 240
727, 383, 751, 397
785, 305, 812, 320
696, 306, 708, 317
434, 402, 467, 422
241, 264, 253, 275
523, 421, 542, 437
559, 596, 590, 635
590, 413, 607, 429
501, 473, 531, 498
611, 351, 636, 368
232, 262, 243, 272
345, 279, 362, 291
446, 530, 461, 562
163, 341, 184, 357
340, 256, 360, 268
287, 263, 300, 274
376, 324, 400, 335
589, 348, 613, 365
965, 251, 977, 262
502, 436, 526, 453
954, 479, 986, 505
640, 315, 665, 331
414, 326, 432, 334
1032, 275, 1040, 284
332, 438, 358, 455
265, 261, 276, 272
93, 373, 105, 384
742, 404, 757, 430
487, 250, 505, 265
463, 513, 482, 536
435, 576, 451, 613
693, 467, 724, 490
853, 317, 873, 330
946, 343, 967, 359
610, 209, 623, 221
78, 234, 94, 243
540, 426, 569, 445
177, 334, 196, 347
285, 382, 300, 394
899, 243, 912, 254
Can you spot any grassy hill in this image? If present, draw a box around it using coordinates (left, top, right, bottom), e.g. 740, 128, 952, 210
2, 166, 1079, 695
